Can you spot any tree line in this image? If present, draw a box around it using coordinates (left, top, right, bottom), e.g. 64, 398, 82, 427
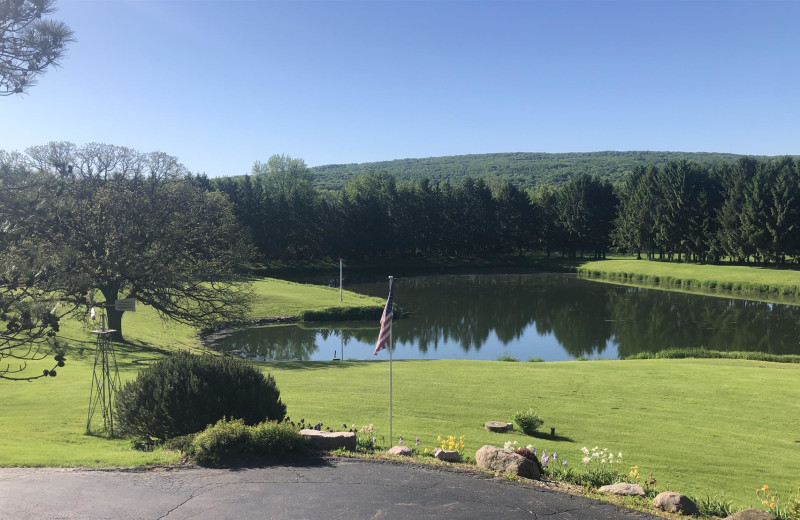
213, 156, 619, 261
213, 154, 800, 266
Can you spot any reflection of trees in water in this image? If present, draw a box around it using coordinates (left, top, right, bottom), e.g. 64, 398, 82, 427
219, 325, 319, 361
608, 290, 800, 356
353, 274, 612, 358
220, 275, 800, 360
366, 274, 800, 358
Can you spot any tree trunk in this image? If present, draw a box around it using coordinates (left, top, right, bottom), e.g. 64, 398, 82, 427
106, 308, 124, 342
100, 287, 124, 342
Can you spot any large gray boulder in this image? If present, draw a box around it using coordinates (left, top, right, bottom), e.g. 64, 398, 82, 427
653, 492, 700, 515
299, 429, 356, 451
475, 445, 540, 480
723, 509, 778, 520
598, 483, 646, 497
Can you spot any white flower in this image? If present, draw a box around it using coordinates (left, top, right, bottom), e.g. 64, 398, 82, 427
581, 447, 589, 455
582, 456, 591, 464
601, 459, 606, 464
592, 452, 600, 459
618, 452, 623, 459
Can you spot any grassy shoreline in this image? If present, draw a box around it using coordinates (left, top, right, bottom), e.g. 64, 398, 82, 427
577, 259, 800, 297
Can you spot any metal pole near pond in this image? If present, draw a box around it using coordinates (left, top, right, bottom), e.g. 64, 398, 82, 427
374, 276, 394, 445
339, 259, 343, 302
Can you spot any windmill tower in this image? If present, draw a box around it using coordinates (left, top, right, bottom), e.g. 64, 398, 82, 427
86, 312, 122, 435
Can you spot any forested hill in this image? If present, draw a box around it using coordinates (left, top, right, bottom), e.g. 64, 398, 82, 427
310, 151, 762, 189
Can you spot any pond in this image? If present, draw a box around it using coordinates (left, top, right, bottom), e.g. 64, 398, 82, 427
211, 273, 800, 361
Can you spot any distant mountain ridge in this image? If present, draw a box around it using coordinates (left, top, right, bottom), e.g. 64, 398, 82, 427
309, 151, 776, 190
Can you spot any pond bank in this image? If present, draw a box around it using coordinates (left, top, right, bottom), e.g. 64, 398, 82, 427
578, 259, 800, 297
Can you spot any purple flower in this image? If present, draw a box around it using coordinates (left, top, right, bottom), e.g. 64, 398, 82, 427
398, 436, 404, 445
552, 452, 558, 460
563, 460, 569, 467
415, 436, 420, 446
541, 455, 550, 468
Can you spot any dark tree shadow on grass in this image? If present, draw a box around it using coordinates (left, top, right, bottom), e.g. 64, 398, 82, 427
527, 431, 575, 443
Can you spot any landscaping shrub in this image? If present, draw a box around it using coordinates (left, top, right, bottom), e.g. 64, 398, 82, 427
191, 418, 251, 466
250, 421, 306, 455
190, 418, 306, 466
115, 351, 286, 440
512, 408, 544, 435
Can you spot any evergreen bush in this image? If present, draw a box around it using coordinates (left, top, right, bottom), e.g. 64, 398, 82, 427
512, 408, 544, 435
115, 351, 286, 440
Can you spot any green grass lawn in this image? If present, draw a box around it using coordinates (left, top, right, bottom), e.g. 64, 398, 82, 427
247, 277, 384, 318
2, 274, 798, 511
266, 358, 799, 510
578, 259, 800, 297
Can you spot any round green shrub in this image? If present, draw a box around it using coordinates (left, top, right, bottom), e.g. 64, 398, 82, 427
115, 351, 286, 440
512, 408, 544, 436
190, 418, 306, 466
191, 418, 251, 466
249, 421, 306, 455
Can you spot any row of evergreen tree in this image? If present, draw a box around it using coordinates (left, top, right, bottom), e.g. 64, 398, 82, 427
209, 155, 800, 265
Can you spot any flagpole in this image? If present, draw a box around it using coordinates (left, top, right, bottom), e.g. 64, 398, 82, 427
388, 275, 393, 445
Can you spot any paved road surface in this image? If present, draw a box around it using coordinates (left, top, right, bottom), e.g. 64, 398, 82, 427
0, 458, 663, 520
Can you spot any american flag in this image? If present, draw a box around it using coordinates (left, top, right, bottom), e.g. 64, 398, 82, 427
374, 281, 394, 355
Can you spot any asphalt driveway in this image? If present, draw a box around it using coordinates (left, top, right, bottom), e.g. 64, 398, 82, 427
0, 458, 663, 520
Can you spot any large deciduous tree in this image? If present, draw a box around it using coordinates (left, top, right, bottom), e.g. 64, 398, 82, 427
1, 0, 73, 96
5, 142, 254, 342
0, 151, 70, 380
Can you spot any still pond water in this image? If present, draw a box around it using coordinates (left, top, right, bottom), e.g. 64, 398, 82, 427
213, 274, 800, 361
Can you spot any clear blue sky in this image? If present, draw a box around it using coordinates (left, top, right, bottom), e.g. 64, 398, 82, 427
2, 0, 799, 177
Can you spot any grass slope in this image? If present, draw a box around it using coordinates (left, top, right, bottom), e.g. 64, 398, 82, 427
248, 277, 384, 318
578, 259, 800, 297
